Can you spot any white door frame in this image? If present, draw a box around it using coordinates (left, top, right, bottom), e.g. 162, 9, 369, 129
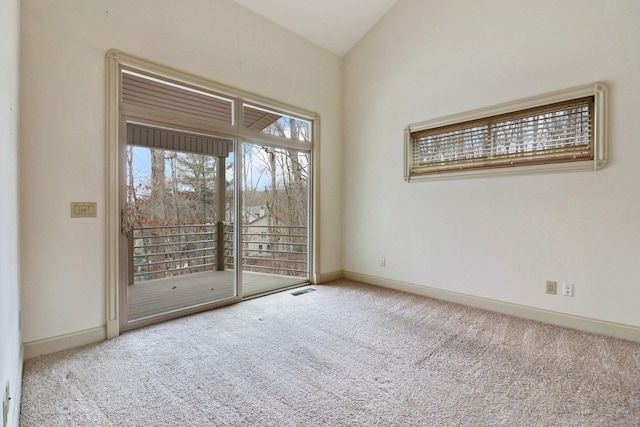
105, 50, 319, 338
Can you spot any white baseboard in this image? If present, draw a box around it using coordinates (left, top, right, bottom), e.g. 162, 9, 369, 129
20, 272, 640, 364
344, 271, 640, 343
316, 270, 345, 284
23, 326, 106, 360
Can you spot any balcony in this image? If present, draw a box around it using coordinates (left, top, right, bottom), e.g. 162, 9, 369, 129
128, 223, 308, 321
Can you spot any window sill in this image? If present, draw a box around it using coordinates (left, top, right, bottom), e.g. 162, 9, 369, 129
405, 158, 607, 182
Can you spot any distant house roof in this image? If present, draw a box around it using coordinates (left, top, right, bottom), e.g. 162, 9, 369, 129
246, 209, 288, 226
246, 206, 266, 223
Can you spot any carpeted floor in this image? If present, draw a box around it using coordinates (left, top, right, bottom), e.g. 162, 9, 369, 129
20, 280, 640, 426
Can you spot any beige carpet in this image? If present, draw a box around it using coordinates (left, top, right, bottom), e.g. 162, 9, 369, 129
20, 280, 640, 426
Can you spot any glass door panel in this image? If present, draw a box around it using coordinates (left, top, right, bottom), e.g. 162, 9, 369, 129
240, 142, 310, 297
126, 142, 235, 322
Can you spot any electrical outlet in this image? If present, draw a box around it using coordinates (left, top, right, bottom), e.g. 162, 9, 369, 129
2, 381, 9, 427
379, 257, 386, 267
546, 280, 557, 295
562, 283, 574, 297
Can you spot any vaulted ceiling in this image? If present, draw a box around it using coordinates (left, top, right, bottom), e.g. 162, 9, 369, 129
232, 0, 399, 57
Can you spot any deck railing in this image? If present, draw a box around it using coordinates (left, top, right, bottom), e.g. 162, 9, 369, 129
131, 223, 307, 282
132, 224, 218, 282
225, 224, 308, 278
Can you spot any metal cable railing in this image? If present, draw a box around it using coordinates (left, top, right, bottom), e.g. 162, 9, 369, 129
132, 224, 217, 281
225, 224, 307, 278
131, 223, 308, 282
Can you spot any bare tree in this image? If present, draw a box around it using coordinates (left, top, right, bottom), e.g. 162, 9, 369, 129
149, 149, 167, 221
174, 153, 216, 223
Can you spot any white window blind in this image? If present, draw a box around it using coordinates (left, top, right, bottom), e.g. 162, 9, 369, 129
405, 83, 607, 181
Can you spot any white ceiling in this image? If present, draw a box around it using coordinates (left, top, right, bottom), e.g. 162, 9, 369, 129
232, 0, 399, 57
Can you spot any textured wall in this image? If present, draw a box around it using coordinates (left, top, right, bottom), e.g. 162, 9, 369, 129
343, 0, 640, 327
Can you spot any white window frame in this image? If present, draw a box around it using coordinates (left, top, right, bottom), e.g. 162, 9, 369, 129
404, 83, 608, 182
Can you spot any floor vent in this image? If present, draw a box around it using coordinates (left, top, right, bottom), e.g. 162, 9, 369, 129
290, 288, 316, 296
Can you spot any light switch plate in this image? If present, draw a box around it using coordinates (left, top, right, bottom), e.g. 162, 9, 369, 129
546, 280, 557, 295
71, 202, 97, 218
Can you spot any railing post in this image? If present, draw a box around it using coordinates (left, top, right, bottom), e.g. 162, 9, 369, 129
216, 156, 226, 271
216, 221, 225, 271
128, 229, 134, 285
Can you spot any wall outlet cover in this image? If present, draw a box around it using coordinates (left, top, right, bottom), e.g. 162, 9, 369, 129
562, 283, 574, 297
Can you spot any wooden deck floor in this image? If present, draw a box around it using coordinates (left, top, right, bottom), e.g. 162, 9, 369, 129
128, 270, 307, 321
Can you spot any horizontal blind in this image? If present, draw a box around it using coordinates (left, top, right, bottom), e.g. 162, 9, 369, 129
411, 97, 593, 174
122, 71, 233, 126
127, 123, 233, 157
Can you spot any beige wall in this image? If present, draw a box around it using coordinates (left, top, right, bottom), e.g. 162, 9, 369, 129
1, 0, 21, 423
343, 0, 640, 327
20, 0, 343, 342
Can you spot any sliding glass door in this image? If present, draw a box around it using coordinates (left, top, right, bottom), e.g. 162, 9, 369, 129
108, 54, 316, 332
